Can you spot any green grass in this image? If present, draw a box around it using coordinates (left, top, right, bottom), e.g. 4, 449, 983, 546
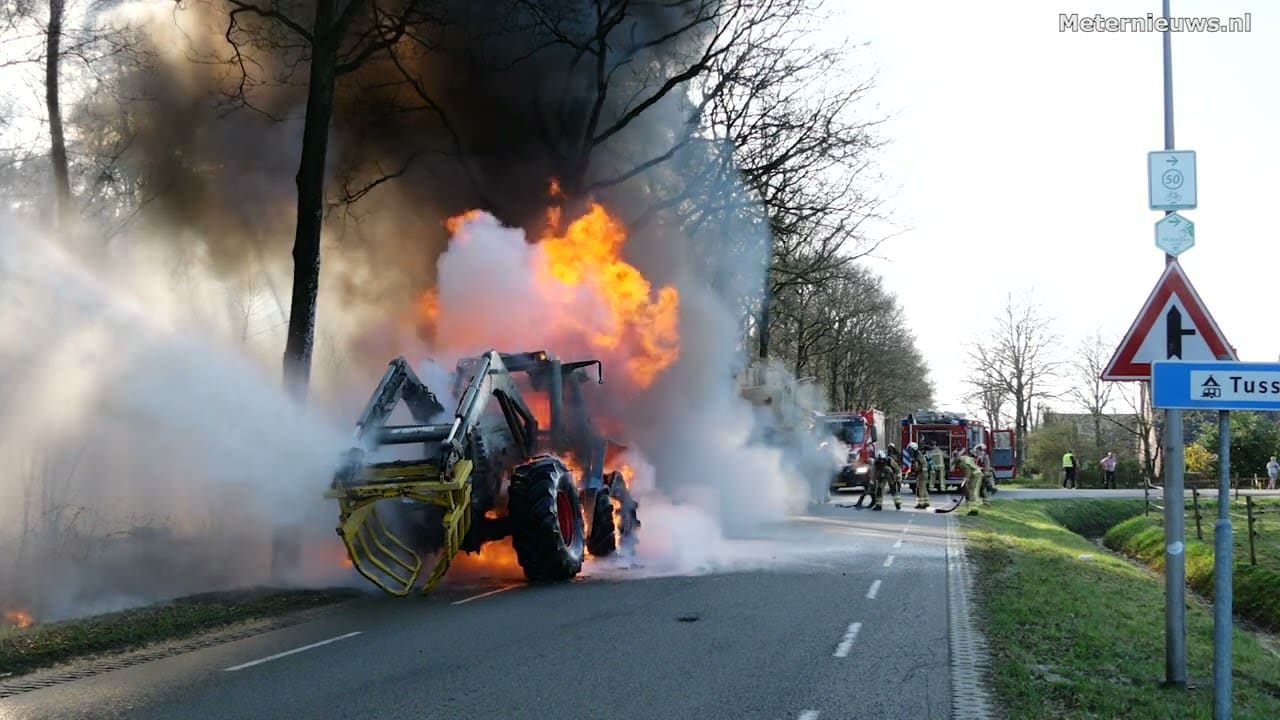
964, 499, 1280, 719
1106, 510, 1280, 634
0, 587, 363, 678
997, 474, 1060, 489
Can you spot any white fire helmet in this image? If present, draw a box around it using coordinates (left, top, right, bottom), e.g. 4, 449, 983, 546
908, 441, 918, 451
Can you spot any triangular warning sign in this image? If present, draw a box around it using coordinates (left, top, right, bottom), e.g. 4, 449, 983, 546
1102, 260, 1236, 381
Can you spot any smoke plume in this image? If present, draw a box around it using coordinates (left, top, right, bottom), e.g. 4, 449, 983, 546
0, 218, 359, 622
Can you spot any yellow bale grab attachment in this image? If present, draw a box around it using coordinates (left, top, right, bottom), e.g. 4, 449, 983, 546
326, 459, 475, 596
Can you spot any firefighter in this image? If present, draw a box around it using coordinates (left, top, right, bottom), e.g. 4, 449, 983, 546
873, 445, 903, 511
929, 444, 947, 493
911, 442, 930, 509
954, 450, 985, 516
974, 444, 996, 498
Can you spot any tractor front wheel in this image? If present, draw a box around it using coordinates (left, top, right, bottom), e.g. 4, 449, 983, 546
586, 486, 617, 558
508, 456, 584, 582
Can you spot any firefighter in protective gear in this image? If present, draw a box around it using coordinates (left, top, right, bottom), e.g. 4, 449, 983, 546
975, 444, 996, 498
928, 444, 947, 493
954, 451, 985, 516
911, 442, 930, 509
873, 447, 903, 511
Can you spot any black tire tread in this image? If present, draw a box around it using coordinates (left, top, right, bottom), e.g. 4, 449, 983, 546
507, 456, 583, 582
586, 487, 617, 558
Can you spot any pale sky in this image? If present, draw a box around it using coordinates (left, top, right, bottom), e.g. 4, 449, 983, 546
831, 0, 1276, 418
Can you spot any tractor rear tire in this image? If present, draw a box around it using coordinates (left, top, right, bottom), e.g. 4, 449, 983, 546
507, 456, 584, 582
586, 486, 617, 558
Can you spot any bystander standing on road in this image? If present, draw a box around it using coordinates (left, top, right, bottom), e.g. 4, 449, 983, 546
1100, 451, 1118, 489
1267, 456, 1279, 490
1062, 449, 1079, 489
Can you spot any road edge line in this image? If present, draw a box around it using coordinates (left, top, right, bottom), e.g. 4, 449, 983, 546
223, 631, 362, 672
946, 514, 997, 719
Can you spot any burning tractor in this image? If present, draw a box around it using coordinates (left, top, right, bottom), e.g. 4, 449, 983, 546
325, 349, 639, 596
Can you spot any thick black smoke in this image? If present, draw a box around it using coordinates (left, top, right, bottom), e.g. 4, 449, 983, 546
96, 0, 722, 341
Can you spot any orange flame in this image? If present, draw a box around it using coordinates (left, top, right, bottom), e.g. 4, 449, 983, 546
450, 537, 524, 580
4, 608, 34, 629
422, 189, 679, 389
537, 204, 679, 387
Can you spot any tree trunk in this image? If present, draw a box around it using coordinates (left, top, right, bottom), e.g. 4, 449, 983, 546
757, 288, 771, 359
45, 0, 71, 229
282, 3, 339, 403
1013, 393, 1026, 475
1093, 413, 1104, 461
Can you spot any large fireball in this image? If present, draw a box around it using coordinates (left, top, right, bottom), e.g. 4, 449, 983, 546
417, 196, 679, 390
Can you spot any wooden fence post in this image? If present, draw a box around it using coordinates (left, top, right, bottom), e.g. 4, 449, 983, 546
1246, 495, 1258, 567
1144, 481, 1150, 516
1192, 487, 1203, 541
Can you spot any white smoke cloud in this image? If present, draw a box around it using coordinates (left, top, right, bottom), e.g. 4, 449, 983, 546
0, 217, 359, 621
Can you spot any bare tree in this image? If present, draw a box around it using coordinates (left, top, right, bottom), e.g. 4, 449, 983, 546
0, 0, 145, 231
220, 0, 420, 401
967, 294, 1062, 473
964, 382, 1008, 432
1112, 381, 1160, 482
765, 263, 933, 419
664, 0, 888, 358
1069, 329, 1114, 460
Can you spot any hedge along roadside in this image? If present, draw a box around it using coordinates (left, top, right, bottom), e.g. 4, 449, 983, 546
1104, 515, 1280, 633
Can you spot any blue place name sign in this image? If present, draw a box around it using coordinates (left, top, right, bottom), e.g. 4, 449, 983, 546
1152, 361, 1280, 410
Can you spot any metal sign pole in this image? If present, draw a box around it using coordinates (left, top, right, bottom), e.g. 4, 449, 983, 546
1213, 410, 1233, 718
1159, 0, 1188, 688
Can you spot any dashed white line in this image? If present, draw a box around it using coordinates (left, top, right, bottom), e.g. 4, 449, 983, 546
883, 554, 895, 568
451, 585, 518, 605
223, 631, 362, 671
866, 579, 882, 600
799, 711, 820, 720
901, 526, 910, 534
893, 539, 903, 548
832, 622, 863, 658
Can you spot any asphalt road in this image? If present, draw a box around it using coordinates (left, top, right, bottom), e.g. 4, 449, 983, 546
0, 498, 952, 720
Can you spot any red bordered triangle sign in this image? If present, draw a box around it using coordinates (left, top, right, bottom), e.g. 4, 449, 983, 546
1102, 260, 1236, 381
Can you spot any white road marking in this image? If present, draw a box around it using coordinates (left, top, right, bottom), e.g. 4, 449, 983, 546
799, 711, 820, 720
832, 622, 862, 658
451, 585, 518, 605
866, 579, 882, 600
893, 539, 903, 549
223, 632, 362, 672
883, 554, 895, 568
901, 526, 910, 534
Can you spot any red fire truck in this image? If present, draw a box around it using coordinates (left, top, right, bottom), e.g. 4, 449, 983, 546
900, 410, 1015, 491
822, 409, 887, 492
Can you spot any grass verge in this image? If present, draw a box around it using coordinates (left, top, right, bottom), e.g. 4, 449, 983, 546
0, 587, 362, 678
964, 499, 1280, 719
996, 474, 1060, 489
1105, 512, 1280, 634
